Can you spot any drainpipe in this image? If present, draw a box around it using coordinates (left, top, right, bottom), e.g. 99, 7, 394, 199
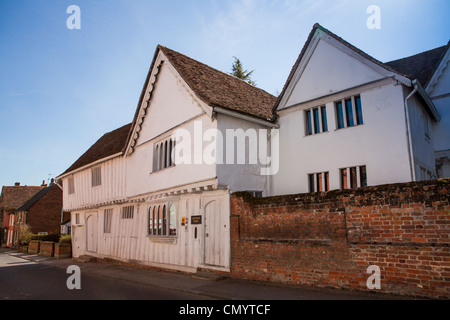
404, 83, 419, 182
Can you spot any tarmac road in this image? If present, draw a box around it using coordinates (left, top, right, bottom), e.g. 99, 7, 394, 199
0, 248, 409, 301
0, 250, 211, 300
1, 248, 428, 319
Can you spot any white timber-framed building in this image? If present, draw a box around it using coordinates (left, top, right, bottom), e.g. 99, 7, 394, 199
57, 45, 277, 273
58, 24, 448, 273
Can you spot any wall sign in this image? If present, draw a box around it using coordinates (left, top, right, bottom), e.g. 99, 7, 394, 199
191, 215, 202, 225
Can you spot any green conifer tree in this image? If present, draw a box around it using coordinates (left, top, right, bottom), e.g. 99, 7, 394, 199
230, 56, 256, 86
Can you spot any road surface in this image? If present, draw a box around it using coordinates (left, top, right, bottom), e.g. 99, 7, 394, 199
0, 251, 211, 300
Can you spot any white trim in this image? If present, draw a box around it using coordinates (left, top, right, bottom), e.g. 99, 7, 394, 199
278, 77, 393, 115
412, 80, 441, 122
324, 34, 412, 87
277, 31, 322, 111
426, 46, 450, 95
213, 106, 279, 128
64, 178, 222, 212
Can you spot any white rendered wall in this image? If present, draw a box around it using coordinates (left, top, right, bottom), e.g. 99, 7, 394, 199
63, 156, 127, 211
281, 37, 385, 110
215, 113, 270, 195
269, 83, 413, 196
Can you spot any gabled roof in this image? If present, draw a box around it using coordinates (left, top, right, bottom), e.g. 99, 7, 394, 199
158, 46, 277, 120
60, 45, 277, 177
61, 123, 131, 176
274, 23, 444, 122
274, 23, 415, 112
15, 183, 60, 213
385, 43, 449, 88
0, 186, 44, 210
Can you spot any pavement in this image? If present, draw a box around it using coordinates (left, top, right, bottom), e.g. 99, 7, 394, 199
0, 247, 412, 300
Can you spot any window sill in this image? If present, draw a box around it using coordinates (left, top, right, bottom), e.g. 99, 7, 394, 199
335, 123, 365, 131
304, 131, 330, 138
148, 236, 177, 244
150, 166, 176, 175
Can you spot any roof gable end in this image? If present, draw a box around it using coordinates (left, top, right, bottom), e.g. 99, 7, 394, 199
124, 45, 277, 155
275, 24, 413, 111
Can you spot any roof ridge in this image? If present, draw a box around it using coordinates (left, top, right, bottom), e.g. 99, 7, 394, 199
385, 45, 448, 64
157, 45, 276, 120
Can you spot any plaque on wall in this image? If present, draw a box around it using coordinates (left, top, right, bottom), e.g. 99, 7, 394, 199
191, 215, 202, 225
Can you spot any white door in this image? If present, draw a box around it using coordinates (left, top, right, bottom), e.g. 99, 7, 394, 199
204, 199, 226, 267
86, 213, 98, 253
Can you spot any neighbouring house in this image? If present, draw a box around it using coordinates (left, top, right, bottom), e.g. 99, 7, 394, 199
268, 24, 443, 196
12, 181, 63, 247
56, 45, 277, 273
0, 182, 45, 247
385, 41, 450, 178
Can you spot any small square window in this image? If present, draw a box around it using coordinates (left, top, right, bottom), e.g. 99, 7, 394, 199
308, 172, 329, 192
340, 165, 367, 190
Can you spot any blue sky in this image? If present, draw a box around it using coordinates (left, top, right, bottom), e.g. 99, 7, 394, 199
0, 0, 449, 187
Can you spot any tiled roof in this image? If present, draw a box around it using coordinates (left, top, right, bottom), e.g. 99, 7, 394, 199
159, 46, 277, 121
61, 123, 132, 175
385, 44, 449, 87
0, 186, 44, 210
61, 46, 277, 176
15, 184, 59, 213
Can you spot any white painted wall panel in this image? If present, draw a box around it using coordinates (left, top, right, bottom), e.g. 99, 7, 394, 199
71, 190, 230, 272
284, 39, 385, 108
63, 157, 126, 211
269, 83, 413, 196
216, 113, 269, 195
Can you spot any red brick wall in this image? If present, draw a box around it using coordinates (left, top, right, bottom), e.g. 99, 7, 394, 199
230, 179, 449, 299
28, 186, 62, 235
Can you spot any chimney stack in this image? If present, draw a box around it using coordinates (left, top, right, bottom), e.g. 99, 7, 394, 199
15, 182, 20, 187
41, 180, 47, 187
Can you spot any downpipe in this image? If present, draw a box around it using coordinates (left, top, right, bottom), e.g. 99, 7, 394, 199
404, 83, 419, 181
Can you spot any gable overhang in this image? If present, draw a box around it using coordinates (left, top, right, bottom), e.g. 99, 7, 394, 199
124, 48, 165, 157
123, 47, 213, 157
275, 24, 413, 112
